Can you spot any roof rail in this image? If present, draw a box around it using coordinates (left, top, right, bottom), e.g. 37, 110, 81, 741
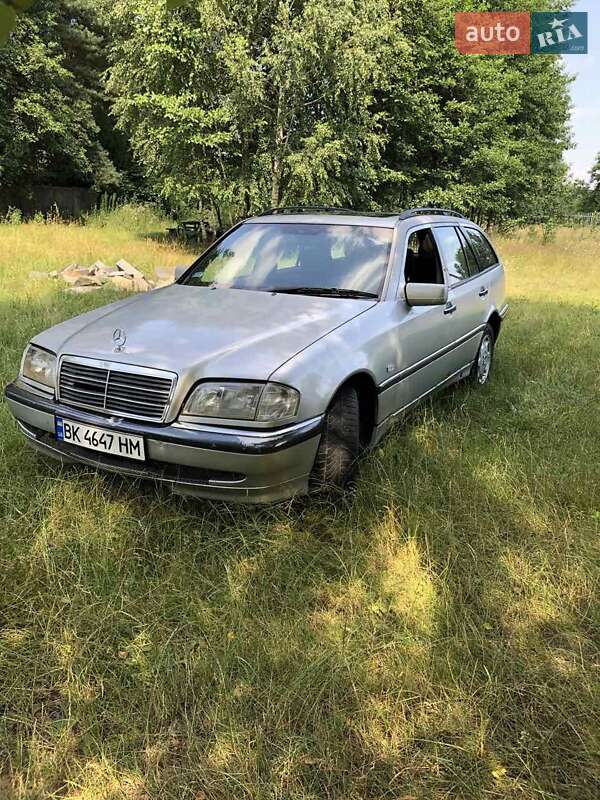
257, 205, 466, 220
257, 205, 388, 217
398, 207, 466, 220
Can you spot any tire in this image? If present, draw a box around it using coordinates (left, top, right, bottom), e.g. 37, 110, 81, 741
469, 323, 495, 385
311, 384, 360, 492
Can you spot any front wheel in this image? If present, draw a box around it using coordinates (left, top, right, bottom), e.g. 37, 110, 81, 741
469, 324, 495, 385
310, 384, 360, 492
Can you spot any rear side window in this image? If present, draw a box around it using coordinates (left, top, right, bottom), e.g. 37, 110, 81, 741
434, 226, 470, 285
463, 228, 498, 270
456, 228, 479, 274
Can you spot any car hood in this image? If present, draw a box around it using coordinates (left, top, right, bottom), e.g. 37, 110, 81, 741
35, 284, 375, 384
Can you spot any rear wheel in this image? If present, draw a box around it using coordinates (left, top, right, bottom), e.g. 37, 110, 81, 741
311, 384, 360, 492
469, 324, 494, 385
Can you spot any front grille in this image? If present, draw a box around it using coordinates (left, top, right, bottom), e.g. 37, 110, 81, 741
58, 358, 175, 422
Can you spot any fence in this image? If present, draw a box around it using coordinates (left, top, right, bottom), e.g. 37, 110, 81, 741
526, 212, 600, 227
0, 186, 99, 219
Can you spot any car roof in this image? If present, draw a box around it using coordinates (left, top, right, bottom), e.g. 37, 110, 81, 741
245, 207, 471, 229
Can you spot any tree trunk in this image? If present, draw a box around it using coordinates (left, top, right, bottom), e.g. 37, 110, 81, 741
215, 204, 223, 234
271, 85, 285, 208
271, 157, 282, 207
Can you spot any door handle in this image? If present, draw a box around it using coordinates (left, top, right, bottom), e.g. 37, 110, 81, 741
444, 301, 457, 315
478, 287, 489, 297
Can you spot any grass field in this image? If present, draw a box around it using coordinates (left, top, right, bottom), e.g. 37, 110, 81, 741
0, 215, 599, 799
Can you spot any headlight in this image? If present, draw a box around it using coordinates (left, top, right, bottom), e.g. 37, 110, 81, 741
182, 381, 300, 422
21, 344, 56, 388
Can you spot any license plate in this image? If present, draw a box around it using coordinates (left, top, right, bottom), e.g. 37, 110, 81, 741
55, 417, 145, 461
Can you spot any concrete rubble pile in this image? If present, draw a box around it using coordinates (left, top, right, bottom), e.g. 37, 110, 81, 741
39, 259, 175, 293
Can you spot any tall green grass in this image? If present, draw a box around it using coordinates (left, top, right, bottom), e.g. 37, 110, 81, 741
85, 202, 173, 234
0, 223, 598, 799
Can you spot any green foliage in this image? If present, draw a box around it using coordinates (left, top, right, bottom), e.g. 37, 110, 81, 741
105, 0, 573, 224
556, 155, 600, 214
0, 0, 121, 191
557, 177, 593, 215
587, 152, 600, 211
0, 0, 38, 41
0, 2, 17, 45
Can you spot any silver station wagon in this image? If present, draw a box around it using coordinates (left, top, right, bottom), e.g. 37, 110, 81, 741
5, 207, 507, 503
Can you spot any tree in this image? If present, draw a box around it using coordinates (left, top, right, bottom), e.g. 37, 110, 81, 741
377, 0, 572, 224
559, 178, 592, 214
588, 152, 600, 211
0, 0, 121, 191
105, 0, 573, 225
107, 0, 404, 221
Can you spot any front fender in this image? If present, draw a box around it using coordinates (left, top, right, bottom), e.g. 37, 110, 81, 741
268, 303, 391, 421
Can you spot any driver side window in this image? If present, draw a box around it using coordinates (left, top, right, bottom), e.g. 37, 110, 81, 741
404, 228, 444, 285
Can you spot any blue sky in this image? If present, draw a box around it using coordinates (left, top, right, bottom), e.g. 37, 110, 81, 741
562, 1, 598, 181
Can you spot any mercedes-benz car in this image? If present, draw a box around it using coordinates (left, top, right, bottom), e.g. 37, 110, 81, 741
4, 206, 507, 503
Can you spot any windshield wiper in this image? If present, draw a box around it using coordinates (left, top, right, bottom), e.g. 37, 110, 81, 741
269, 287, 378, 299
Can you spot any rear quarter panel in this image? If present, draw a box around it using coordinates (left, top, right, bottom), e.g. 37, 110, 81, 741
490, 260, 507, 314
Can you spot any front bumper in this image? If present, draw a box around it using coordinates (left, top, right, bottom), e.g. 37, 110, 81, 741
4, 382, 323, 503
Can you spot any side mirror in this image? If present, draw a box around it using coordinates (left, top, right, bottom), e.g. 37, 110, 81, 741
404, 282, 448, 307
174, 264, 188, 281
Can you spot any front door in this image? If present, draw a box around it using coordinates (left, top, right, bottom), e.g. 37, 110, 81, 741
384, 226, 458, 412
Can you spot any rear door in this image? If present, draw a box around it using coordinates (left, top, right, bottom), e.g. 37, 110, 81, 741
460, 226, 504, 313
432, 225, 484, 372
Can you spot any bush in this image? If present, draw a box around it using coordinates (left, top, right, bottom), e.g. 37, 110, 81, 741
4, 207, 23, 225
542, 219, 557, 244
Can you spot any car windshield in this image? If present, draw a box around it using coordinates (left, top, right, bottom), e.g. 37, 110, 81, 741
181, 222, 393, 297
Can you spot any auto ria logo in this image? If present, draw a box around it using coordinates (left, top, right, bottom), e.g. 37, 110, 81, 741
455, 11, 588, 55
531, 13, 587, 54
